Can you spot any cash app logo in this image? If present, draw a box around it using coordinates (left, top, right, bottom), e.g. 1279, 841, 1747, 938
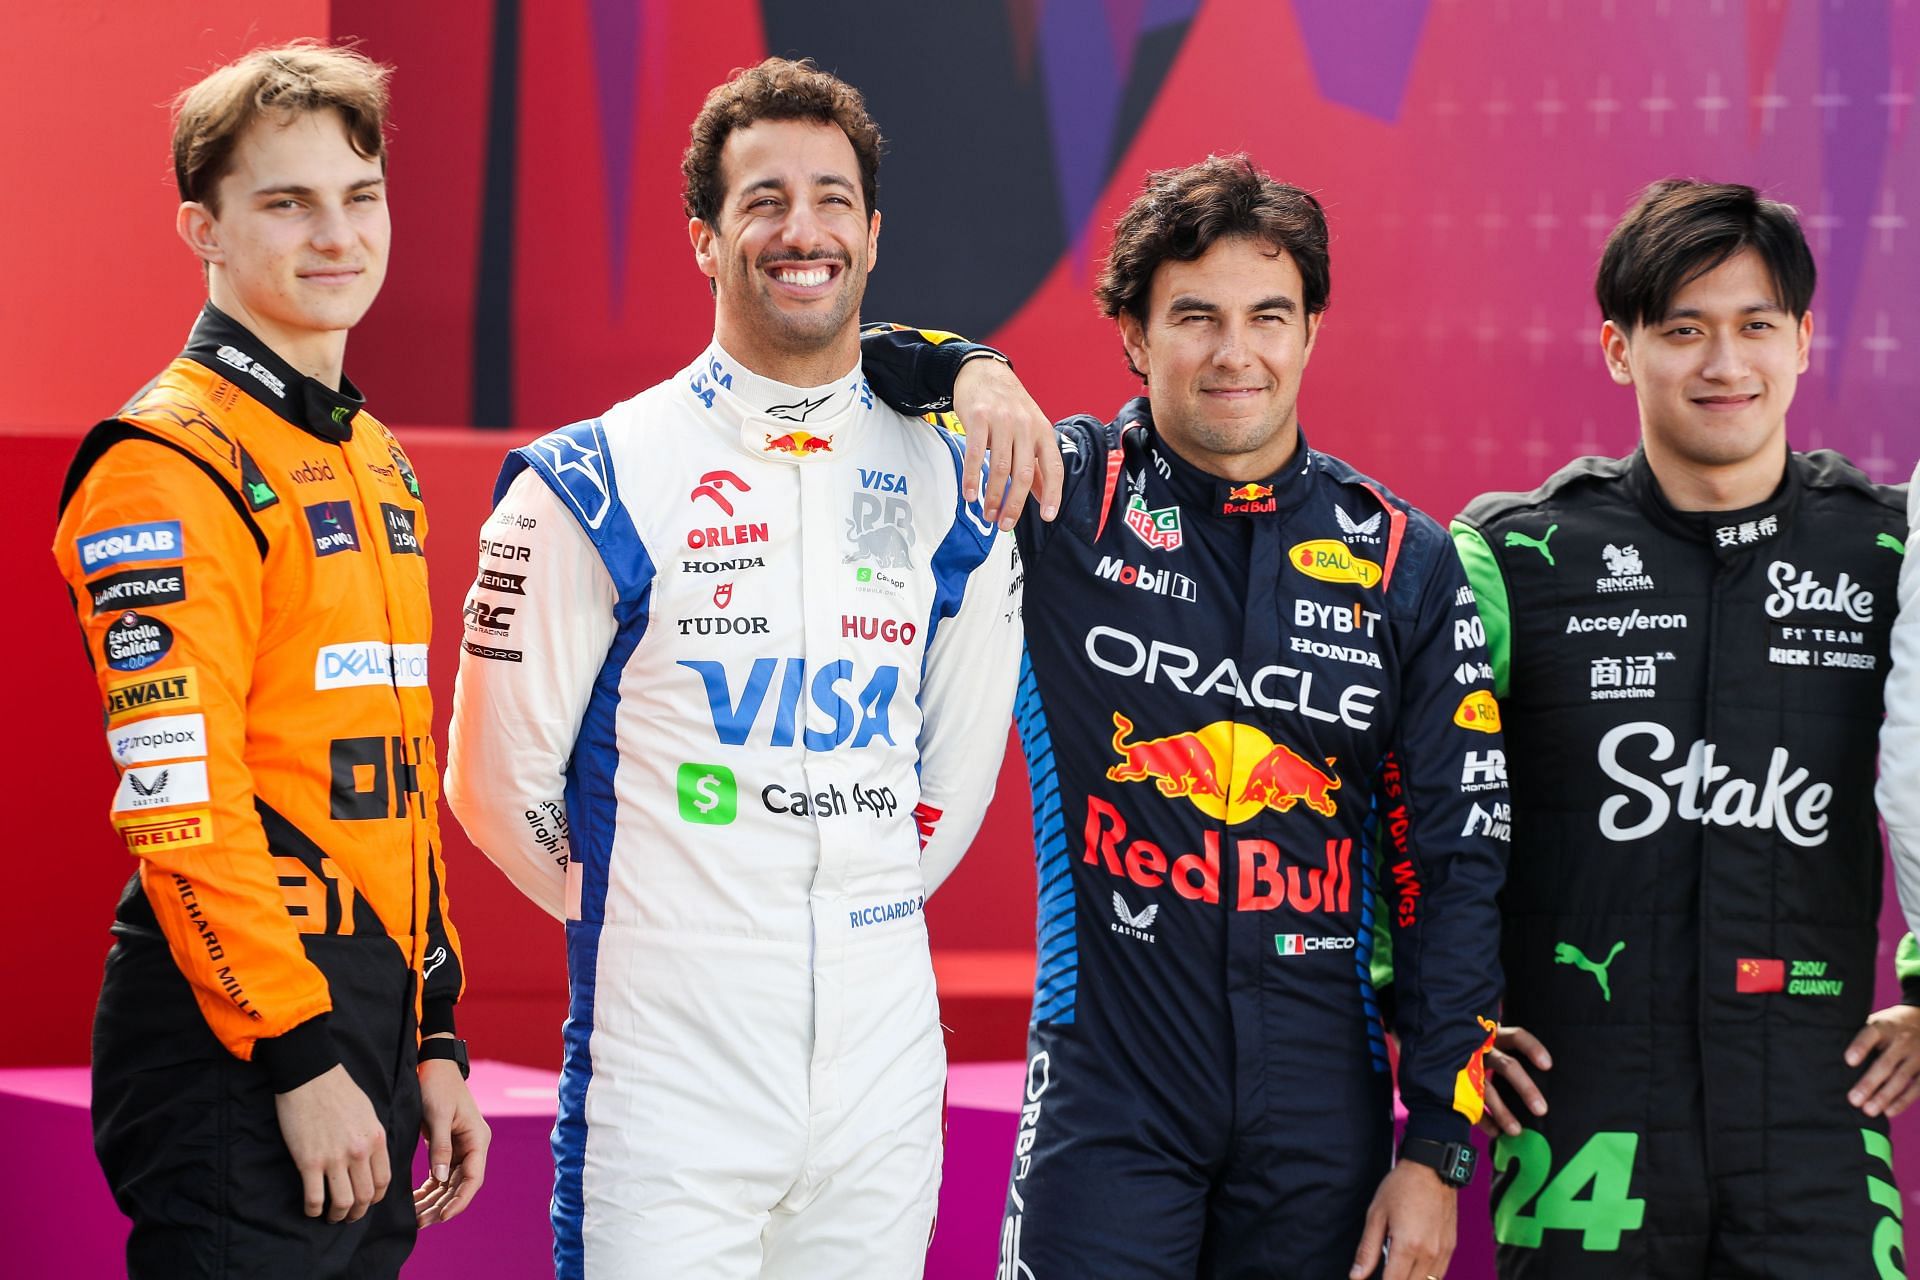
676, 763, 737, 824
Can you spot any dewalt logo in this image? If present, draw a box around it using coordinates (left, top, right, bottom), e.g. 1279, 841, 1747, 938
105, 668, 198, 724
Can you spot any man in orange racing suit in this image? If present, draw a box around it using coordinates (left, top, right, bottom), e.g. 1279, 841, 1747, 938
50, 42, 487, 1280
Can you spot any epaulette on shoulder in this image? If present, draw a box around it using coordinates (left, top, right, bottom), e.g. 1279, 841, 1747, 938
1795, 449, 1906, 515
1456, 454, 1631, 529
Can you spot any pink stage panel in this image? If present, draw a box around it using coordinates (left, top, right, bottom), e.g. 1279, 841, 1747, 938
0, 1060, 1501, 1278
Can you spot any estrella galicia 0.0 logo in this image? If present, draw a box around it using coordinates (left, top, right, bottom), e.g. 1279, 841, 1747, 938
304, 502, 361, 556
104, 611, 174, 671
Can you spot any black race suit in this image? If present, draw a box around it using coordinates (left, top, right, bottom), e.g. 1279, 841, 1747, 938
1454, 448, 1915, 1280
865, 327, 1508, 1278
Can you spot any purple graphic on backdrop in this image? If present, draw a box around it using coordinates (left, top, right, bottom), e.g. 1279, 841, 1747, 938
588, 0, 642, 310
1290, 0, 1433, 123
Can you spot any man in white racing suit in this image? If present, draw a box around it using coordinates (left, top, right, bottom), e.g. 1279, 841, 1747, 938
444, 59, 1021, 1279
1883, 458, 1920, 940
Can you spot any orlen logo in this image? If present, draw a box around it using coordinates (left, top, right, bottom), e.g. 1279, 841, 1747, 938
1453, 690, 1501, 733
1105, 712, 1340, 823
762, 430, 834, 456
314, 641, 430, 691
1288, 539, 1382, 588
679, 657, 900, 750
1598, 721, 1830, 848
1085, 795, 1353, 914
687, 522, 769, 550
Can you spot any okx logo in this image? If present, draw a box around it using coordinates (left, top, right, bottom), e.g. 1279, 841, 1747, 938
677, 763, 737, 824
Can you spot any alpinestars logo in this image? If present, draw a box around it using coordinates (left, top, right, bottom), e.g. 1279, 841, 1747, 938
1334, 504, 1383, 545
1111, 891, 1158, 943
1596, 543, 1654, 593
767, 395, 833, 421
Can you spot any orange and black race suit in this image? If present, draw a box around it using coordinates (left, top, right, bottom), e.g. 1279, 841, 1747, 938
53, 304, 463, 1093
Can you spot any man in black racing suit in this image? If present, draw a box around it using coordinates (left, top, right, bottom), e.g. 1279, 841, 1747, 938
864, 155, 1507, 1280
1453, 179, 1920, 1279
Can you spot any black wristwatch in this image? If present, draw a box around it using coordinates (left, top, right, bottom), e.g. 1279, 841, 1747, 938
418, 1037, 470, 1079
1399, 1137, 1476, 1187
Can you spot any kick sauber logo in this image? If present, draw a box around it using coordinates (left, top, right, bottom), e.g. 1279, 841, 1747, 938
1289, 539, 1381, 588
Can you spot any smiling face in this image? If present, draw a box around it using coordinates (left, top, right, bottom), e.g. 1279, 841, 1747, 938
690, 117, 879, 384
1118, 235, 1320, 481
1603, 246, 1811, 475
178, 108, 389, 378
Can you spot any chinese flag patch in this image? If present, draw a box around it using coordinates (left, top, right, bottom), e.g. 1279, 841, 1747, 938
1736, 958, 1785, 994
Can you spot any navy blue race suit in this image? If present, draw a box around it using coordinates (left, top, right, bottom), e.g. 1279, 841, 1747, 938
864, 325, 1510, 1279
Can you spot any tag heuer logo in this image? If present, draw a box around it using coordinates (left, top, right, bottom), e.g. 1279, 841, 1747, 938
1123, 493, 1183, 552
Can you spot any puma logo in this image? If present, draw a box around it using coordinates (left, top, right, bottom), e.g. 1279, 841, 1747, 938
1877, 532, 1906, 556
1505, 524, 1559, 566
1555, 939, 1625, 1002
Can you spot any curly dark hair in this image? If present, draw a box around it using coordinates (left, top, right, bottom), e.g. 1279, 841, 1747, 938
682, 58, 883, 225
1097, 154, 1330, 376
1595, 179, 1815, 331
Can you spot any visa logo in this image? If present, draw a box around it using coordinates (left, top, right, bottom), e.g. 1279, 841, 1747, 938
679, 658, 900, 749
858, 469, 909, 494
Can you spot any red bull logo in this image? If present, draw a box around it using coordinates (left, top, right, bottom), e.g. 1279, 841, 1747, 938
1220, 482, 1278, 516
1239, 743, 1340, 816
1105, 713, 1340, 823
763, 430, 835, 456
1106, 712, 1226, 799
1084, 795, 1353, 914
1453, 1015, 1499, 1124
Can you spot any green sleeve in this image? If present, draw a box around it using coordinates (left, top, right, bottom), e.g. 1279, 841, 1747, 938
1898, 933, 1920, 1006
1450, 520, 1513, 700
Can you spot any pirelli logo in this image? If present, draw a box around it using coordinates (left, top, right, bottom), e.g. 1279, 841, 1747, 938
105, 668, 199, 723
116, 808, 213, 851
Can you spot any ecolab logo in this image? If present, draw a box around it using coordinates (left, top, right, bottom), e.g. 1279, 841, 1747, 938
78, 521, 182, 571
1095, 555, 1196, 601
314, 641, 430, 690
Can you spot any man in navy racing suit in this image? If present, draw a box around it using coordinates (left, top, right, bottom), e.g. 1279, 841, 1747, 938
864, 155, 1508, 1280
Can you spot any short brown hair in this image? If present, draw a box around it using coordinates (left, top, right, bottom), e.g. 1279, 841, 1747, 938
682, 58, 883, 225
1596, 179, 1816, 331
1097, 155, 1331, 376
173, 40, 392, 212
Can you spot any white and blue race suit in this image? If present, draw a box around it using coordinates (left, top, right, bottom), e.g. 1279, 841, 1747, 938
445, 340, 1022, 1280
